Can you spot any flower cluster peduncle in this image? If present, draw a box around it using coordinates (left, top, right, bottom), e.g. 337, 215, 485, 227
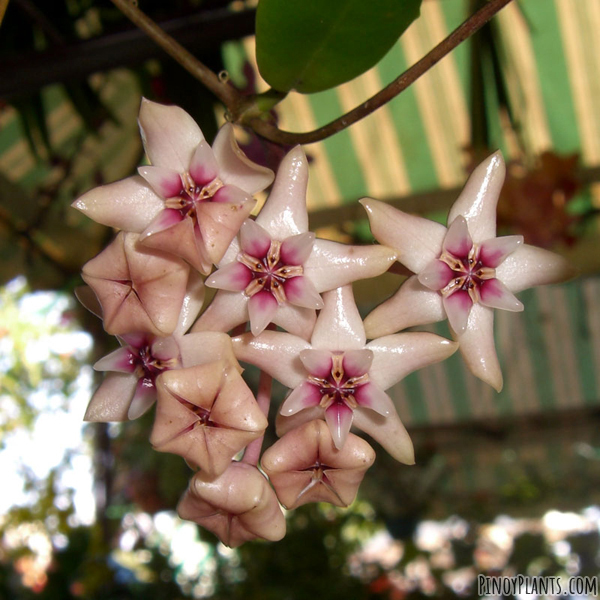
74, 100, 574, 546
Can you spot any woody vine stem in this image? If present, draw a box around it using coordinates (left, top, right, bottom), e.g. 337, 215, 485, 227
111, 0, 514, 145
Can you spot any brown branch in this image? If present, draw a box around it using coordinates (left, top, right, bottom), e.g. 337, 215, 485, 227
249, 0, 514, 145
110, 0, 244, 114
0, 0, 9, 27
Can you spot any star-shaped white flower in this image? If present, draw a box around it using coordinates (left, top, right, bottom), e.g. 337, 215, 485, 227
232, 285, 458, 463
194, 147, 397, 339
73, 99, 274, 274
361, 151, 575, 391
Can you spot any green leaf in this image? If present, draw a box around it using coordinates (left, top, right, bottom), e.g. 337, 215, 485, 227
256, 0, 422, 94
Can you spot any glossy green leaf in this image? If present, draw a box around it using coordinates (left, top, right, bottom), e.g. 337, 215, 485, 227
256, 0, 422, 94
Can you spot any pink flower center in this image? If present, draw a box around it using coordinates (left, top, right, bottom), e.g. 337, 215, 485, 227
165, 173, 224, 219
439, 244, 495, 304
307, 354, 369, 411
129, 340, 178, 387
238, 240, 303, 304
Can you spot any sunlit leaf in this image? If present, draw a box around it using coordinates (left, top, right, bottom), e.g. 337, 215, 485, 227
256, 0, 422, 93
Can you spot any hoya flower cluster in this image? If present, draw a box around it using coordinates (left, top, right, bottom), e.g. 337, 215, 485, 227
74, 99, 573, 547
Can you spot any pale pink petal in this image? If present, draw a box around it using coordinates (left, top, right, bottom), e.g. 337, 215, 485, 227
479, 278, 524, 312
177, 463, 285, 548
299, 349, 332, 378
189, 140, 220, 185
364, 275, 445, 337
304, 240, 397, 293
239, 219, 271, 258
270, 302, 317, 341
456, 303, 502, 391
192, 290, 249, 335
261, 420, 375, 509
276, 405, 324, 437
248, 291, 278, 336
359, 198, 446, 273
140, 207, 184, 236
367, 332, 458, 389
496, 244, 576, 293
342, 349, 373, 378
231, 331, 310, 388
138, 165, 182, 198
94, 346, 136, 373
443, 215, 473, 257
75, 285, 103, 319
479, 235, 523, 268
443, 290, 472, 335
255, 146, 309, 238
280, 232, 315, 265
119, 332, 147, 349
178, 331, 239, 370
310, 286, 365, 351
141, 212, 212, 275
84, 372, 138, 422
325, 403, 354, 449
128, 378, 157, 419
212, 183, 252, 204
195, 197, 256, 265
211, 123, 275, 195
354, 382, 394, 416
447, 151, 505, 243
150, 336, 180, 362
283, 276, 323, 309
280, 381, 322, 415
72, 175, 163, 232
206, 262, 252, 292
124, 234, 190, 336
418, 260, 454, 291
138, 98, 204, 171
353, 406, 414, 465
173, 271, 205, 337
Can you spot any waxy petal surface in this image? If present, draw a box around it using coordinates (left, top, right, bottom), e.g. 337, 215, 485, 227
457, 303, 502, 392
280, 381, 322, 416
496, 244, 576, 293
138, 165, 182, 198
479, 235, 524, 268
82, 233, 190, 336
138, 98, 204, 172
261, 420, 375, 509
280, 232, 315, 265
211, 123, 275, 195
311, 286, 366, 350
151, 363, 267, 478
239, 219, 271, 258
367, 332, 458, 390
443, 215, 472, 257
479, 278, 524, 312
177, 462, 285, 548
325, 403, 354, 449
418, 260, 454, 291
283, 276, 323, 309
447, 151, 505, 243
72, 175, 163, 233
443, 290, 472, 335
360, 198, 446, 273
206, 261, 252, 292
304, 240, 397, 293
353, 406, 414, 465
232, 331, 310, 389
189, 140, 220, 185
84, 372, 138, 422
255, 146, 309, 238
248, 291, 278, 336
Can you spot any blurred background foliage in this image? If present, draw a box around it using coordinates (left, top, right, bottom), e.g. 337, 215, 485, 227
1, 0, 600, 598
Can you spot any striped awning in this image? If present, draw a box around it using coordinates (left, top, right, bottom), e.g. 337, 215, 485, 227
1, 0, 599, 432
